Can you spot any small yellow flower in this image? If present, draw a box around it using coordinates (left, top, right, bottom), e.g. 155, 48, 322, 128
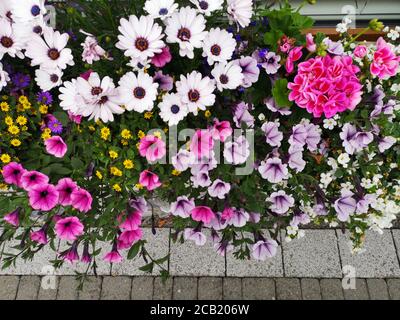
0, 183, 8, 190
204, 110, 211, 118
88, 125, 96, 132
10, 139, 21, 147
113, 184, 122, 192
41, 128, 52, 140
153, 131, 162, 139
39, 104, 48, 114
23, 102, 31, 110
16, 116, 27, 126
21, 125, 28, 131
123, 159, 134, 169
137, 130, 145, 139
135, 183, 143, 190
110, 166, 123, 176
163, 128, 169, 133
1, 95, 8, 100
109, 150, 118, 159
136, 142, 140, 150
16, 104, 24, 112
8, 125, 20, 135
0, 154, 11, 164
121, 129, 132, 139
101, 127, 111, 140
18, 95, 28, 104
121, 139, 129, 146
95, 170, 103, 179
0, 102, 9, 112
144, 111, 153, 119
172, 169, 181, 176
5, 116, 13, 126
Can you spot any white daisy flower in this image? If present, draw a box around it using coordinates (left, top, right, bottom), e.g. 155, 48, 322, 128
227, 0, 253, 28
0, 18, 25, 59
0, 62, 10, 92
12, 0, 46, 22
0, 0, 13, 22
13, 17, 46, 46
190, 0, 224, 16
202, 27, 236, 65
211, 61, 243, 91
165, 6, 207, 59
59, 79, 85, 115
35, 68, 63, 91
144, 0, 178, 20
176, 71, 216, 115
159, 93, 189, 126
116, 15, 164, 62
118, 71, 159, 113
25, 27, 74, 70
76, 72, 124, 123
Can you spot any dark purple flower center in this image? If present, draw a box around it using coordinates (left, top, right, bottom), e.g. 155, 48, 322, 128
210, 44, 221, 56
50, 74, 59, 83
13, 169, 20, 175
219, 74, 229, 84
159, 8, 168, 15
199, 1, 209, 10
135, 37, 149, 51
188, 90, 200, 102
31, 5, 41, 16
1, 36, 13, 48
48, 48, 60, 60
99, 96, 109, 104
133, 87, 146, 99
177, 28, 191, 42
65, 187, 73, 194
33, 25, 43, 34
170, 104, 180, 114
29, 174, 37, 181
40, 191, 48, 198
91, 87, 103, 96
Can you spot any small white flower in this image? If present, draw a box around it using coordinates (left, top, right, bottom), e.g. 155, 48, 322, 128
320, 172, 333, 186
337, 153, 350, 168
323, 118, 337, 130
361, 178, 374, 189
340, 181, 353, 192
336, 22, 348, 34
258, 113, 265, 121
387, 30, 400, 41
327, 157, 338, 170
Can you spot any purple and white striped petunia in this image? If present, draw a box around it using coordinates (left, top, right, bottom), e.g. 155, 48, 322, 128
251, 239, 278, 260
334, 190, 357, 222
258, 157, 288, 183
267, 190, 295, 215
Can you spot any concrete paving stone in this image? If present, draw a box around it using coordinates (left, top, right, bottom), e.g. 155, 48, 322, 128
78, 277, 102, 300
0, 276, 19, 300
173, 277, 198, 300
57, 276, 78, 300
101, 276, 132, 300
16, 276, 40, 300
170, 230, 225, 276
112, 228, 170, 276
387, 279, 400, 300
38, 276, 58, 300
242, 278, 275, 300
223, 278, 242, 300
153, 277, 173, 300
366, 279, 390, 300
131, 276, 154, 300
198, 277, 223, 300
276, 278, 301, 300
282, 230, 342, 278
301, 279, 321, 300
320, 279, 344, 300
337, 230, 400, 278
343, 279, 369, 300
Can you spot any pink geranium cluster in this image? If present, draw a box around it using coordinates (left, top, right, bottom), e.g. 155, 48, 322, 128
288, 55, 363, 118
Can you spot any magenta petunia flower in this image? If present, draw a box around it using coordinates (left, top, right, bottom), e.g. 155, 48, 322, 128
354, 45, 368, 58
190, 129, 214, 159
60, 243, 80, 263
56, 178, 78, 206
151, 45, 172, 67
118, 210, 142, 231
104, 245, 123, 263
139, 170, 162, 191
28, 183, 59, 211
117, 229, 143, 250
4, 208, 21, 227
139, 135, 166, 162
70, 188, 92, 213
211, 119, 232, 142
306, 33, 316, 53
44, 136, 68, 158
81, 242, 92, 263
2, 162, 26, 188
55, 216, 84, 241
30, 228, 48, 245
20, 170, 49, 191
190, 206, 215, 224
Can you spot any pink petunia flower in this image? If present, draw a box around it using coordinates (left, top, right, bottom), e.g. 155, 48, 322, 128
60, 243, 80, 263
56, 178, 78, 206
70, 188, 92, 213
28, 183, 59, 211
139, 170, 162, 191
55, 216, 84, 241
190, 129, 214, 159
104, 244, 123, 263
252, 239, 278, 260
151, 46, 172, 67
118, 210, 142, 231
45, 136, 68, 158
2, 162, 26, 188
20, 170, 49, 191
139, 135, 166, 162
117, 229, 143, 250
370, 37, 400, 80
190, 206, 215, 224
211, 119, 232, 142
30, 228, 48, 245
4, 208, 21, 227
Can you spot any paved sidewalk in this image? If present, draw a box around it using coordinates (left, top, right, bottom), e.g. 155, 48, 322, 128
1, 276, 400, 300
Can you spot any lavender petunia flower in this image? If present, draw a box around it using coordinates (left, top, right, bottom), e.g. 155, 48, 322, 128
153, 71, 174, 92
249, 212, 261, 223
223, 136, 250, 165
172, 149, 195, 172
323, 38, 344, 55
252, 50, 281, 74
353, 131, 374, 149
170, 196, 195, 218
184, 228, 207, 246
191, 171, 212, 188
214, 241, 234, 256
267, 190, 295, 215
190, 153, 218, 175
370, 86, 385, 106
288, 144, 306, 173
290, 211, 310, 227
228, 208, 250, 227
233, 102, 254, 128
356, 194, 376, 214
251, 239, 278, 260
129, 197, 148, 213
258, 157, 288, 183
208, 179, 231, 199
339, 123, 358, 154
205, 212, 228, 231
265, 97, 292, 115
378, 136, 397, 153
261, 121, 283, 147
304, 123, 321, 151
234, 56, 260, 88
334, 190, 356, 222
289, 124, 308, 147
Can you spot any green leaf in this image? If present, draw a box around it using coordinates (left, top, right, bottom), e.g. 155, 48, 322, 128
139, 262, 154, 273
127, 241, 142, 260
272, 79, 292, 107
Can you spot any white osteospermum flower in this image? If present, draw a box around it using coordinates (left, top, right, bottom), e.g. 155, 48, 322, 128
59, 79, 86, 114
227, 0, 253, 28
116, 15, 164, 62
76, 72, 124, 123
190, 0, 224, 16
0, 0, 13, 21
35, 68, 63, 91
176, 70, 216, 115
13, 17, 46, 46
144, 0, 178, 20
165, 6, 207, 59
202, 27, 236, 65
25, 27, 74, 70
158, 93, 189, 126
0, 18, 25, 59
211, 61, 244, 91
12, 0, 46, 22
118, 71, 159, 113
0, 62, 10, 91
